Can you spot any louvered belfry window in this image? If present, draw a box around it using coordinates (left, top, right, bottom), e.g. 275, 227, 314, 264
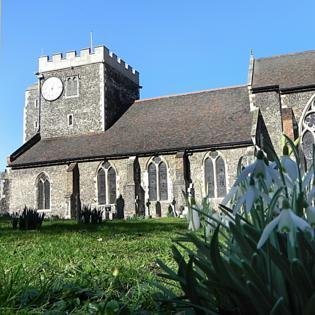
66, 76, 79, 97
97, 162, 117, 204
37, 173, 50, 209
148, 157, 169, 201
204, 153, 227, 198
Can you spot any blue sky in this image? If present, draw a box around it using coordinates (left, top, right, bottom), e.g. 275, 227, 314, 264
0, 0, 314, 170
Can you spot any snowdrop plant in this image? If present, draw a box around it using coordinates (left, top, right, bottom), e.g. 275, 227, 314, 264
157, 135, 315, 315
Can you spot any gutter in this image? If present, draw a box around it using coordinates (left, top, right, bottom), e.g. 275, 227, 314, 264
9, 139, 253, 169
252, 84, 315, 94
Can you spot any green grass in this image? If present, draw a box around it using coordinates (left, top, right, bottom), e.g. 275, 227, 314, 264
0, 217, 187, 314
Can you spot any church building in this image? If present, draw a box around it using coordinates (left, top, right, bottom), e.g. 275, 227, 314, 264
2, 46, 314, 218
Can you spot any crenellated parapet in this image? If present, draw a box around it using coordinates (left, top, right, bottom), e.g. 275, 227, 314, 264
38, 46, 139, 84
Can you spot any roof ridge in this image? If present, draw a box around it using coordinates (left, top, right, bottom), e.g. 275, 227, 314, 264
256, 49, 315, 61
136, 84, 247, 103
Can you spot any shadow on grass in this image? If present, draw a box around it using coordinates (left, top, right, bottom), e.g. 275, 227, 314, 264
0, 217, 187, 236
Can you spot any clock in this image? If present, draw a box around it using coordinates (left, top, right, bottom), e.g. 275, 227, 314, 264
41, 77, 63, 101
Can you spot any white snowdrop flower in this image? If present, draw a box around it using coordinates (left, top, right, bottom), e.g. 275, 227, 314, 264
306, 206, 315, 228
257, 200, 311, 249
280, 155, 298, 182
233, 178, 270, 214
235, 151, 280, 187
282, 173, 294, 191
221, 185, 239, 206
302, 167, 314, 190
307, 183, 315, 205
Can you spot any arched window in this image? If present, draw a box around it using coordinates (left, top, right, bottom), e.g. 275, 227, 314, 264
148, 157, 168, 201
301, 100, 315, 163
204, 152, 227, 198
36, 173, 50, 209
159, 162, 168, 200
205, 157, 215, 198
97, 162, 117, 204
148, 162, 157, 200
216, 156, 226, 197
66, 76, 79, 97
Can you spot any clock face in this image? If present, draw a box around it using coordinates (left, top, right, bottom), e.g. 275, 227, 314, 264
41, 77, 63, 101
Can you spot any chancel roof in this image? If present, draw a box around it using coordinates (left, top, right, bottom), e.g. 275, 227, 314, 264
9, 85, 253, 168
252, 50, 315, 91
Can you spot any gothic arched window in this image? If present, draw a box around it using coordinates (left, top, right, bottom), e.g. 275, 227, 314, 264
204, 152, 227, 198
159, 162, 168, 201
97, 162, 117, 204
36, 173, 50, 209
148, 157, 169, 201
301, 99, 315, 163
148, 163, 157, 200
216, 156, 227, 197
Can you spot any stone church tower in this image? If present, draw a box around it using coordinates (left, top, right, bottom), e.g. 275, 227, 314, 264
24, 46, 139, 142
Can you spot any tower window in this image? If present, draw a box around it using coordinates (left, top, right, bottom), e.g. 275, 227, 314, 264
34, 99, 38, 108
34, 121, 38, 130
65, 76, 79, 98
68, 114, 73, 126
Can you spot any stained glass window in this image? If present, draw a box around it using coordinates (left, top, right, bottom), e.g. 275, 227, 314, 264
97, 168, 106, 205
305, 112, 315, 129
302, 130, 314, 161
148, 163, 157, 201
97, 163, 117, 204
44, 180, 50, 209
205, 158, 215, 198
108, 167, 117, 204
204, 154, 227, 198
159, 162, 168, 200
216, 156, 227, 197
301, 100, 315, 163
37, 173, 50, 209
37, 180, 44, 209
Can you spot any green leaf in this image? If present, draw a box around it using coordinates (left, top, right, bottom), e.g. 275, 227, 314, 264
303, 292, 315, 315
291, 258, 314, 301
245, 280, 272, 315
270, 297, 288, 315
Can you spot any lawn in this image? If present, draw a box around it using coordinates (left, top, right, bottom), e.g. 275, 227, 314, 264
0, 217, 187, 314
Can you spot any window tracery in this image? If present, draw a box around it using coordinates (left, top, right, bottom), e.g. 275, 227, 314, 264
36, 173, 50, 210
301, 99, 315, 161
204, 152, 227, 198
97, 162, 116, 204
148, 157, 168, 201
